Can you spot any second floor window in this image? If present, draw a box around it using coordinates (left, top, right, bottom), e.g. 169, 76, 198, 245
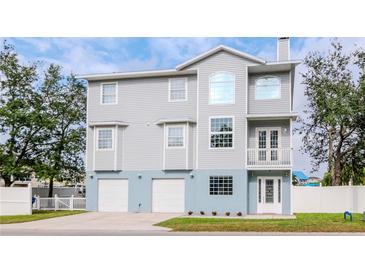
210, 117, 234, 148
209, 72, 235, 104
97, 128, 114, 150
167, 126, 185, 148
169, 78, 187, 101
255, 76, 281, 100
101, 83, 117, 104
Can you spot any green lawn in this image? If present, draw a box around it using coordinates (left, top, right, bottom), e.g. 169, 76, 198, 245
0, 210, 86, 224
156, 213, 365, 232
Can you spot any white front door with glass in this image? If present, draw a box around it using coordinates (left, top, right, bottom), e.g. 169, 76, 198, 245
257, 177, 282, 214
256, 128, 280, 164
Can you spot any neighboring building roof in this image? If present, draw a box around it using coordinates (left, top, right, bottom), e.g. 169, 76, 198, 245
308, 176, 321, 180
175, 45, 266, 70
293, 171, 309, 180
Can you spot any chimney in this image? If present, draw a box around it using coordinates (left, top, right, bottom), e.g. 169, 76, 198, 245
277, 37, 290, 61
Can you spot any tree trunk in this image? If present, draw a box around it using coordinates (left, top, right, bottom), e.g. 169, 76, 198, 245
3, 175, 13, 187
328, 128, 335, 185
333, 151, 342, 186
48, 177, 54, 197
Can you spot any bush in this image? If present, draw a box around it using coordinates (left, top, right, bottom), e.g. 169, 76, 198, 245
237, 212, 242, 216
188, 211, 193, 216
212, 211, 217, 216
225, 212, 230, 216
200, 211, 205, 215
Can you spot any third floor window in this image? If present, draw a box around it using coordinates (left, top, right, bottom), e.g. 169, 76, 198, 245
209, 72, 235, 104
255, 76, 281, 100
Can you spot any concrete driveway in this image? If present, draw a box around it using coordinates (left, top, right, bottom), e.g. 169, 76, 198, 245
0, 212, 181, 236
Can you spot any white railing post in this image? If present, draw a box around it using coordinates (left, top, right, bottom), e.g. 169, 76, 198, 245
55, 194, 59, 211
70, 195, 74, 211
37, 195, 40, 210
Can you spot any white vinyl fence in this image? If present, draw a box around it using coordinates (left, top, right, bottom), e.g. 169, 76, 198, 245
0, 184, 32, 216
33, 195, 86, 211
293, 186, 365, 213
32, 187, 83, 198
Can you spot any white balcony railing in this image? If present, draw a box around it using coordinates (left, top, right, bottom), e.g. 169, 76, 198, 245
247, 148, 292, 168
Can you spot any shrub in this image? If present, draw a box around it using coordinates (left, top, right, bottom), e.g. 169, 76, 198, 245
200, 211, 205, 215
237, 212, 242, 216
188, 211, 193, 216
212, 211, 217, 216
225, 212, 230, 216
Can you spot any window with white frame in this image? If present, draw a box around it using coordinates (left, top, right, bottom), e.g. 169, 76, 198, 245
167, 126, 185, 148
255, 76, 281, 100
210, 117, 234, 148
169, 78, 187, 101
97, 128, 114, 150
209, 72, 235, 104
209, 176, 233, 195
101, 83, 117, 104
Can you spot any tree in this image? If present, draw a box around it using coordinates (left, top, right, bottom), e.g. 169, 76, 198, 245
298, 41, 365, 186
0, 42, 51, 186
0, 41, 86, 191
34, 64, 86, 197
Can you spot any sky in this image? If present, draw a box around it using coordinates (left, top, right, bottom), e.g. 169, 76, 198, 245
2, 37, 365, 177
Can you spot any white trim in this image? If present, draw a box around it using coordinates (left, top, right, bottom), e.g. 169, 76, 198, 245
255, 127, 282, 149
245, 66, 248, 114
114, 125, 118, 171
246, 112, 298, 120
100, 82, 118, 105
196, 69, 200, 169
168, 77, 188, 102
162, 124, 166, 170
121, 127, 125, 170
209, 115, 235, 150
77, 69, 197, 81
290, 169, 293, 215
96, 127, 115, 151
289, 70, 292, 112
290, 118, 293, 163
208, 71, 236, 105
176, 45, 266, 70
185, 122, 189, 169
165, 124, 186, 149
85, 82, 89, 172
257, 176, 283, 214
254, 76, 281, 100
93, 126, 96, 171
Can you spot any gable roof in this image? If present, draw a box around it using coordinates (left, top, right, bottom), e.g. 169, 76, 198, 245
293, 171, 309, 181
176, 45, 266, 70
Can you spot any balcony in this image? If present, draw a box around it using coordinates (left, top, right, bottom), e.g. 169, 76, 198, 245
247, 148, 292, 169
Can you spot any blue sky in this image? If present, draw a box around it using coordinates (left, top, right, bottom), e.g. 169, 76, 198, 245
2, 37, 365, 177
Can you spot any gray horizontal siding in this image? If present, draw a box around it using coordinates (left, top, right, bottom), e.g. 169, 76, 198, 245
185, 51, 256, 169
87, 76, 197, 171
248, 72, 290, 114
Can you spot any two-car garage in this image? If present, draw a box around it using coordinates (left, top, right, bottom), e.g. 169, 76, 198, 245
97, 178, 185, 213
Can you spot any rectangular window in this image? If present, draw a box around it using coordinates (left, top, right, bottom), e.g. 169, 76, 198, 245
101, 83, 117, 104
210, 117, 234, 148
97, 128, 114, 150
167, 126, 185, 148
255, 76, 281, 100
169, 78, 187, 101
258, 179, 262, 203
209, 176, 233, 195
278, 179, 281, 203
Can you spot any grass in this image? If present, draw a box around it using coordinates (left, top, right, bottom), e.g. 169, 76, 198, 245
156, 213, 365, 232
0, 210, 86, 224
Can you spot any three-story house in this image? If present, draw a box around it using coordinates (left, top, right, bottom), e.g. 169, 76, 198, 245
79, 37, 300, 215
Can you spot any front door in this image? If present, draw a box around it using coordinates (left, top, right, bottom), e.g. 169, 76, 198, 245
257, 177, 282, 214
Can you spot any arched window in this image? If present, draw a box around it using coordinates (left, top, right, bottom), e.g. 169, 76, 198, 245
209, 72, 235, 104
255, 76, 281, 100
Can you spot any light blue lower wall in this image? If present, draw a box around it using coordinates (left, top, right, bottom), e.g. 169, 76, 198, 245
86, 169, 291, 214
86, 169, 248, 214
247, 170, 291, 215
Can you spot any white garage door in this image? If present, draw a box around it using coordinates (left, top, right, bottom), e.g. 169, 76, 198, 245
98, 179, 128, 212
152, 179, 185, 213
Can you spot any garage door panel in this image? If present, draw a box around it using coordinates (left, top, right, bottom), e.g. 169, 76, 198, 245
152, 179, 185, 213
98, 179, 128, 212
